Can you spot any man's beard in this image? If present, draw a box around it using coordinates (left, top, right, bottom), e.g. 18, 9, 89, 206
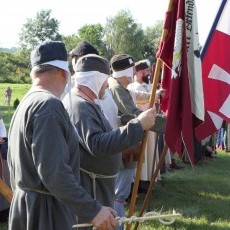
142, 75, 149, 84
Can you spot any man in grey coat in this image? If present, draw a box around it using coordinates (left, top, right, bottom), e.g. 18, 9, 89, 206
7, 40, 117, 230
63, 54, 156, 227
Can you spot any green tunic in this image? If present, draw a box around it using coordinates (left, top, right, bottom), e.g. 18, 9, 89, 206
109, 77, 143, 116
109, 77, 166, 134
8, 90, 101, 230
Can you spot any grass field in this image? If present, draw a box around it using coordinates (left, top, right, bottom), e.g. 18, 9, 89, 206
137, 151, 230, 230
0, 83, 30, 129
1, 151, 230, 229
1, 83, 230, 229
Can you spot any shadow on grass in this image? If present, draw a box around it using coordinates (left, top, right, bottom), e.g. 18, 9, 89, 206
134, 152, 230, 229
141, 218, 230, 230
0, 222, 8, 230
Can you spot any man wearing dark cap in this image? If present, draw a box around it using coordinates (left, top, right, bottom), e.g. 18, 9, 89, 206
7, 40, 118, 230
65, 40, 99, 89
128, 60, 163, 189
62, 54, 156, 228
109, 54, 165, 131
109, 54, 166, 225
134, 60, 151, 84
69, 40, 99, 71
109, 55, 151, 116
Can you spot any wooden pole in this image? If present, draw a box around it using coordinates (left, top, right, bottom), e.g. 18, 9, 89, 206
0, 178, 13, 203
126, 60, 163, 230
133, 145, 168, 230
146, 132, 159, 211
126, 1, 174, 229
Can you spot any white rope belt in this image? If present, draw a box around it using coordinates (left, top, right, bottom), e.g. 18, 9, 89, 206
16, 186, 52, 195
80, 168, 117, 199
72, 210, 182, 228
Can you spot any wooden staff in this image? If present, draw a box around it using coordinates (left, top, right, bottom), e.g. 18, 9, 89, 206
133, 145, 168, 230
146, 132, 159, 211
126, 59, 163, 230
126, 1, 174, 229
0, 178, 13, 203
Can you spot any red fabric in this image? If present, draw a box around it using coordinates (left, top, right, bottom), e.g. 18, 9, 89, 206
160, 64, 170, 114
203, 31, 230, 119
195, 112, 223, 141
156, 0, 195, 165
156, 1, 177, 67
195, 2, 230, 140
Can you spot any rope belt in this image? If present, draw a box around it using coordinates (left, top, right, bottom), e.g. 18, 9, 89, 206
16, 186, 52, 196
80, 168, 117, 199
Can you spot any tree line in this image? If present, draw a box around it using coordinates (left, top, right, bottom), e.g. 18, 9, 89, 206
0, 9, 162, 84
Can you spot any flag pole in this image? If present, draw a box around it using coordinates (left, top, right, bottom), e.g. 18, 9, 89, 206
133, 144, 168, 230
126, 59, 162, 230
126, 1, 174, 229
0, 178, 13, 203
201, 0, 227, 59
146, 132, 159, 211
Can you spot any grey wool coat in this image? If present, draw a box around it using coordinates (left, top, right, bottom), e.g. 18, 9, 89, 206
63, 92, 144, 222
7, 90, 101, 230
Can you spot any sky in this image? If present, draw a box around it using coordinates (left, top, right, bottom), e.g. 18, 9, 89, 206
0, 0, 222, 48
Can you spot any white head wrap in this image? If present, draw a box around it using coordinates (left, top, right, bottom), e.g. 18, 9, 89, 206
74, 71, 108, 98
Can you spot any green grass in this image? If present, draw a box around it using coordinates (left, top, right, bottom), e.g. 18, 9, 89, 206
1, 84, 230, 229
1, 152, 230, 229
0, 83, 30, 129
132, 151, 230, 229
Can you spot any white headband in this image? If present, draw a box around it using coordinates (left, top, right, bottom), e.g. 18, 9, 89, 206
112, 66, 134, 79
42, 60, 70, 75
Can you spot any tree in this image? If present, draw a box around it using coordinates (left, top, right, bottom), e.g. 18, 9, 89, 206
104, 10, 145, 60
78, 24, 108, 57
0, 51, 30, 83
19, 9, 61, 51
61, 34, 79, 54
144, 20, 163, 63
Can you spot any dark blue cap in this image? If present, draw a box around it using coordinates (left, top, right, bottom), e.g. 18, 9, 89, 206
69, 41, 99, 58
31, 40, 68, 67
110, 54, 135, 72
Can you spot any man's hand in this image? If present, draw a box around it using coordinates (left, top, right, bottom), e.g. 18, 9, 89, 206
137, 108, 156, 130
91, 206, 117, 230
156, 88, 166, 98
0, 137, 5, 145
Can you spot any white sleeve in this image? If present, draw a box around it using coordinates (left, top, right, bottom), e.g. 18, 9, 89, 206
0, 119, 7, 137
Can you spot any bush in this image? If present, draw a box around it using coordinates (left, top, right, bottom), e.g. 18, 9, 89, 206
13, 98, 20, 109
0, 76, 14, 83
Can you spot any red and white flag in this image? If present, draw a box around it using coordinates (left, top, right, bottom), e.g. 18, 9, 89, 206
195, 0, 230, 141
157, 0, 204, 165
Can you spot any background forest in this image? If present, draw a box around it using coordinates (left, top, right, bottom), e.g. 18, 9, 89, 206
0, 9, 162, 84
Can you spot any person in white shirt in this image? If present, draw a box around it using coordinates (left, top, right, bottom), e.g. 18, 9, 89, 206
128, 60, 162, 188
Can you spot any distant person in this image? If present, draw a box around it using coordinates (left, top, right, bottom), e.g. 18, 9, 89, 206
4, 87, 12, 106
216, 121, 227, 150
7, 40, 117, 230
